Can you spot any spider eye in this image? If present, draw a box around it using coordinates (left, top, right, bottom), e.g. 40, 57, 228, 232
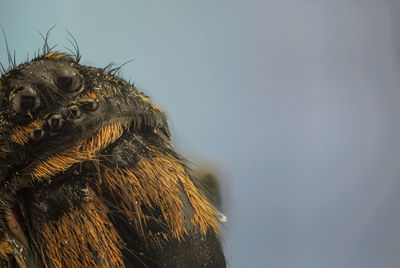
79, 98, 99, 112
11, 86, 40, 114
54, 67, 81, 92
47, 113, 64, 131
66, 105, 82, 119
29, 126, 45, 141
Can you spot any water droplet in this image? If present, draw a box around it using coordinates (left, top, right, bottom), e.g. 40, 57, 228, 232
218, 212, 227, 223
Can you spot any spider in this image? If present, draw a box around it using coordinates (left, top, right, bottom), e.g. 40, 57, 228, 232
0, 32, 226, 267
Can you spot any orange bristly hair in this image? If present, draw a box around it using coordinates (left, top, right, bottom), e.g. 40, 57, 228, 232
31, 123, 125, 181
102, 148, 219, 241
10, 120, 45, 145
40, 194, 124, 268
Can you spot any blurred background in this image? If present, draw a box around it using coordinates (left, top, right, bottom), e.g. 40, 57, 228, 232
2, 0, 400, 267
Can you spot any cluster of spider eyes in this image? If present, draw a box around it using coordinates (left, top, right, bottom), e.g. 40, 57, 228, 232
11, 66, 83, 115
9, 66, 99, 141
29, 98, 99, 141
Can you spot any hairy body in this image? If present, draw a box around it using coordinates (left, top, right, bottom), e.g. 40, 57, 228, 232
0, 50, 226, 267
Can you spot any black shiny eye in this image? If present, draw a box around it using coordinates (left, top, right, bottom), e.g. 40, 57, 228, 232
66, 105, 82, 119
80, 99, 99, 112
11, 86, 40, 114
47, 113, 64, 131
54, 66, 81, 92
29, 126, 45, 141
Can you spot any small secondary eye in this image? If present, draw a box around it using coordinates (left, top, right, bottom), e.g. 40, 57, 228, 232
29, 126, 45, 141
47, 113, 64, 131
11, 86, 41, 114
66, 105, 82, 119
79, 98, 99, 112
54, 67, 81, 92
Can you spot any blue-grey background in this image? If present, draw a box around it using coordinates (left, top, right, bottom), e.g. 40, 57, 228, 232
2, 1, 400, 267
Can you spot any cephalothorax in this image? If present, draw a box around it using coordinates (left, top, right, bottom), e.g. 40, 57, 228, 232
0, 42, 225, 267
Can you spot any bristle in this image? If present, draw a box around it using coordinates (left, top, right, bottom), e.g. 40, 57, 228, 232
102, 147, 219, 241
64, 31, 81, 63
43, 52, 74, 61
31, 123, 124, 181
10, 120, 45, 145
40, 194, 124, 267
0, 232, 12, 257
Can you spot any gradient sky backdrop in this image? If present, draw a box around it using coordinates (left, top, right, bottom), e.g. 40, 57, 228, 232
2, 1, 400, 267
